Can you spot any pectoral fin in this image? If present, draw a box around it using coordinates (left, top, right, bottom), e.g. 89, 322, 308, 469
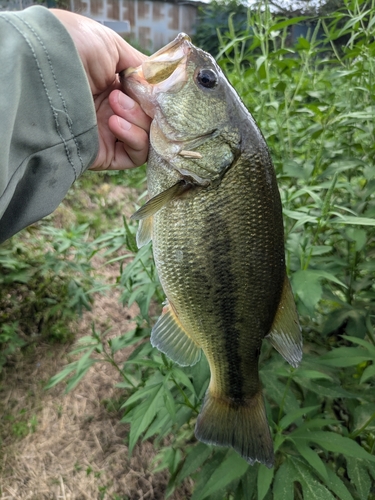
136, 216, 153, 248
151, 301, 201, 366
267, 275, 302, 368
131, 180, 190, 221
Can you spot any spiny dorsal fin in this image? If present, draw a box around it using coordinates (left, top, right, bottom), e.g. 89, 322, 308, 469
136, 216, 153, 248
151, 301, 201, 366
267, 275, 302, 368
131, 180, 190, 221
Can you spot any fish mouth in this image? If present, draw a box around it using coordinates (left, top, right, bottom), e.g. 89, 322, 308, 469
123, 33, 191, 95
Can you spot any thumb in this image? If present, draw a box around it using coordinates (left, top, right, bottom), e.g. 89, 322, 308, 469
114, 36, 148, 74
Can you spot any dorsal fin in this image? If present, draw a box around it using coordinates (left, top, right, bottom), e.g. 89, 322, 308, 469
131, 180, 190, 221
151, 301, 201, 366
267, 275, 302, 368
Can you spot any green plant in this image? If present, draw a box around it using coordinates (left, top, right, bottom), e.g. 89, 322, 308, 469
0, 223, 97, 370
48, 0, 375, 498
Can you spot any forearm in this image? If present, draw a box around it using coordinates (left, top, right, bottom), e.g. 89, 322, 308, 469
0, 6, 98, 243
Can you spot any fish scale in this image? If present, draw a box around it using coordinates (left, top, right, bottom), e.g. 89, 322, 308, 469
152, 152, 282, 424
123, 33, 302, 467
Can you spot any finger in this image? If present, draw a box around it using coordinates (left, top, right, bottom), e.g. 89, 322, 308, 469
115, 37, 148, 73
109, 90, 151, 132
107, 115, 149, 169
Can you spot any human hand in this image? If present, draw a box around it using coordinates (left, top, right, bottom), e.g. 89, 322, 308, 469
50, 9, 151, 171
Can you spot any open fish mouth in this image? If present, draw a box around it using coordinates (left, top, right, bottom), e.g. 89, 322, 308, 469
124, 33, 191, 91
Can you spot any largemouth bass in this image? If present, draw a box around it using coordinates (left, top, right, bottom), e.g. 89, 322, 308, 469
122, 34, 302, 468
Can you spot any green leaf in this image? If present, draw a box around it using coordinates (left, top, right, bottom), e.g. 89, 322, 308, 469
256, 55, 267, 71
345, 228, 367, 251
65, 358, 97, 392
291, 457, 336, 500
292, 431, 375, 462
172, 366, 196, 396
257, 464, 274, 500
163, 385, 177, 420
295, 378, 357, 399
292, 270, 323, 313
108, 332, 137, 354
279, 405, 319, 430
124, 383, 165, 407
292, 440, 328, 481
269, 16, 306, 32
45, 362, 77, 389
294, 370, 333, 381
173, 443, 212, 489
152, 447, 175, 474
125, 384, 164, 454
143, 406, 171, 441
352, 404, 375, 434
323, 464, 354, 500
188, 355, 210, 399
284, 209, 318, 226
273, 461, 295, 500
75, 346, 96, 375
319, 347, 370, 367
331, 216, 375, 226
309, 270, 347, 288
240, 465, 258, 500
346, 457, 371, 500
262, 372, 299, 412
191, 450, 249, 500
342, 335, 375, 358
360, 364, 375, 383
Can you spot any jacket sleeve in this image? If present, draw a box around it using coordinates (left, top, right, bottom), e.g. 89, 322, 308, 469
0, 6, 99, 244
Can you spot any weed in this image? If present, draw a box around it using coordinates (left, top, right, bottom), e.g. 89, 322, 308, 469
0, 223, 97, 370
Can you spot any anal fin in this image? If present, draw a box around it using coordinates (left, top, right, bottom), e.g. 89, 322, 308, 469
267, 274, 302, 368
151, 301, 201, 366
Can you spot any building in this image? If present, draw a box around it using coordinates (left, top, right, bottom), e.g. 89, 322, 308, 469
0, 0, 201, 52
69, 0, 200, 52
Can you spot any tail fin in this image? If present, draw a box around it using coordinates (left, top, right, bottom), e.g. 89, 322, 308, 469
195, 390, 274, 468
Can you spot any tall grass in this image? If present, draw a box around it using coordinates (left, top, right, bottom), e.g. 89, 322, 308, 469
48, 1, 375, 498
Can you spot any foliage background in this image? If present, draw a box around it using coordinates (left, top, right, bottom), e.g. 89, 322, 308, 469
2, 0, 375, 498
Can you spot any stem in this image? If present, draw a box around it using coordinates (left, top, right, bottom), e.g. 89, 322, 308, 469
139, 257, 164, 303
171, 375, 199, 414
102, 349, 136, 389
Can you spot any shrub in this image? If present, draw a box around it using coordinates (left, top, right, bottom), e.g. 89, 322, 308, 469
0, 223, 96, 370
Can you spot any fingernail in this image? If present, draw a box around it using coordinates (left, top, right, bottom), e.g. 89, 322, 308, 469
117, 116, 132, 130
118, 92, 135, 110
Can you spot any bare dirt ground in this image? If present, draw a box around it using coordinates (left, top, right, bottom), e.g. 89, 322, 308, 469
0, 182, 192, 499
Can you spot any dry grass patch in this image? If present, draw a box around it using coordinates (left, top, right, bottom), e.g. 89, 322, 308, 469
0, 286, 191, 500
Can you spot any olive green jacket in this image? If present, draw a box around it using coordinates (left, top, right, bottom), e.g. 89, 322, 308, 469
0, 6, 98, 243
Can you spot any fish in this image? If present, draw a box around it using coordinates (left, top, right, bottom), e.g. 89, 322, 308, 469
122, 33, 302, 468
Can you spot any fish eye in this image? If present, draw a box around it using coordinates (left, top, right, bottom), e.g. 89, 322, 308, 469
196, 69, 218, 89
